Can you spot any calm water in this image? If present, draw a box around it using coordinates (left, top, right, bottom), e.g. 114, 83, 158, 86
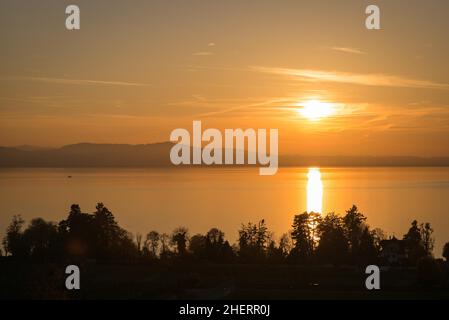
1, 167, 448, 257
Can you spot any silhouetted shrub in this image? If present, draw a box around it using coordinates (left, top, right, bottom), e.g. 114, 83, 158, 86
417, 256, 442, 287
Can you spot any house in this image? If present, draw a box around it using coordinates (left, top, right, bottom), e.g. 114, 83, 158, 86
380, 236, 407, 265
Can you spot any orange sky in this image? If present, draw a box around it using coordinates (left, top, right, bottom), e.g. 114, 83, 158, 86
1, 0, 449, 156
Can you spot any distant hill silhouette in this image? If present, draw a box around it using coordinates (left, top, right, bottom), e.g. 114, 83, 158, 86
13, 145, 53, 152
281, 154, 449, 167
0, 142, 449, 167
0, 142, 174, 167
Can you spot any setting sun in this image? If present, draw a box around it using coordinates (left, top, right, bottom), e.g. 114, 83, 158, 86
297, 100, 335, 121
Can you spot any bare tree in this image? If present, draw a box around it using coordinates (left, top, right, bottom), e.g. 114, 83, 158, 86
420, 222, 435, 256
136, 233, 142, 252
146, 231, 160, 257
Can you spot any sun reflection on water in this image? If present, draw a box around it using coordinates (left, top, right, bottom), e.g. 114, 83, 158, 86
307, 168, 323, 214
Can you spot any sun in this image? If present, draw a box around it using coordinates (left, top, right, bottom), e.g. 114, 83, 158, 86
297, 99, 335, 121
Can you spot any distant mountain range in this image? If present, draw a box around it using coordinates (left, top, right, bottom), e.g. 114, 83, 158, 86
0, 143, 174, 167
0, 143, 449, 167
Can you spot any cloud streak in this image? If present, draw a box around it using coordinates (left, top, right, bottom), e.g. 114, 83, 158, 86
251, 67, 449, 90
10, 76, 152, 87
192, 51, 213, 56
330, 47, 366, 55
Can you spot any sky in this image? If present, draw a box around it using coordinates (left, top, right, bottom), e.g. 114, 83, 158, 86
1, 0, 449, 156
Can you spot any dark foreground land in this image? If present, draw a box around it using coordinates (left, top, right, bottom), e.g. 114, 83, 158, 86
2, 203, 448, 300
1, 259, 448, 300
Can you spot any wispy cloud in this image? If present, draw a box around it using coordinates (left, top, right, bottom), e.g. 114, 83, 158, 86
192, 51, 213, 56
251, 67, 449, 90
9, 76, 152, 87
330, 47, 366, 55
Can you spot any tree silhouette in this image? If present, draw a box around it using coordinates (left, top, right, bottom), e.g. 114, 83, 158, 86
159, 233, 171, 259
58, 203, 137, 259
189, 234, 207, 259
266, 236, 284, 263
136, 233, 142, 253
204, 228, 234, 262
371, 228, 386, 252
3, 215, 26, 258
315, 212, 348, 265
403, 220, 427, 265
279, 233, 292, 258
206, 228, 224, 246
238, 220, 269, 262
1, 202, 444, 272
443, 242, 449, 262
93, 202, 119, 257
420, 222, 434, 256
146, 231, 160, 257
22, 218, 59, 260
171, 227, 189, 256
357, 226, 378, 265
343, 205, 367, 262
290, 212, 320, 263
58, 204, 94, 257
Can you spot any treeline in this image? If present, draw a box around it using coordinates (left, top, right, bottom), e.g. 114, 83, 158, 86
1, 204, 136, 261
1, 203, 449, 267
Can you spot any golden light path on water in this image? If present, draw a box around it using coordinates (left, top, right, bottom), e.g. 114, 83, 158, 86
307, 168, 323, 214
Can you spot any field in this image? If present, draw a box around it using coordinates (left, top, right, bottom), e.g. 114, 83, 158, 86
1, 259, 448, 300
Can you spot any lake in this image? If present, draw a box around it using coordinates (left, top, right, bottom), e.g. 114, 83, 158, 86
0, 167, 448, 257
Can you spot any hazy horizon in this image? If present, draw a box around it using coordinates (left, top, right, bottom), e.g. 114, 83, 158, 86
4, 141, 449, 161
